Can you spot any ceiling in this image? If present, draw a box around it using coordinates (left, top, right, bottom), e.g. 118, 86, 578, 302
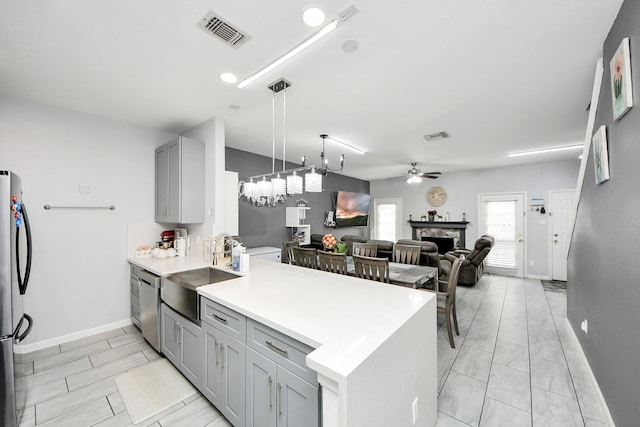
0, 1, 623, 181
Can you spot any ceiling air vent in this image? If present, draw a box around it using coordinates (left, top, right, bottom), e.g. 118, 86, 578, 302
423, 131, 449, 142
196, 10, 251, 48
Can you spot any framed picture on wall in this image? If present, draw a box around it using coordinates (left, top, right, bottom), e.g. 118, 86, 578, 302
610, 37, 633, 121
592, 125, 610, 185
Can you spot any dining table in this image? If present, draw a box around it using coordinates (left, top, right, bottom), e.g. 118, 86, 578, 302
344, 256, 438, 289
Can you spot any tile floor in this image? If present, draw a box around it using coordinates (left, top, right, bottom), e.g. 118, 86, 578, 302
14, 275, 610, 426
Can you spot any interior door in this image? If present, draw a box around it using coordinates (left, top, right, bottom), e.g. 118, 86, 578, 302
479, 193, 525, 277
551, 190, 575, 281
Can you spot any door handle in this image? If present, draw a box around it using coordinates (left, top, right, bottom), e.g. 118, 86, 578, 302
554, 240, 558, 243
518, 239, 523, 242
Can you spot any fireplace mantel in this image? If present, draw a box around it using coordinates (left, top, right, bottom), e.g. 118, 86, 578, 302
408, 221, 470, 248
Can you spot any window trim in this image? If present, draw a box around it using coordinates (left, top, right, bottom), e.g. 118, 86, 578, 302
373, 197, 403, 241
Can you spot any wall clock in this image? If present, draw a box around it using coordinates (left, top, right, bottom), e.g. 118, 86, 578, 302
427, 186, 447, 207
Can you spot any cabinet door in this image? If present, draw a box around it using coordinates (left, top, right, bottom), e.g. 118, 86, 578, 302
277, 366, 319, 427
221, 334, 246, 427
246, 348, 277, 427
202, 322, 223, 406
155, 144, 168, 221
179, 318, 202, 388
165, 139, 181, 223
160, 304, 179, 367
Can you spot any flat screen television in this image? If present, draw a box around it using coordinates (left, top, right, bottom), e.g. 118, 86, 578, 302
335, 191, 371, 227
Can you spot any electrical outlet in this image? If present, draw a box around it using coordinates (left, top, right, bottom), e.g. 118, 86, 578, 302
581, 319, 588, 334
412, 397, 419, 425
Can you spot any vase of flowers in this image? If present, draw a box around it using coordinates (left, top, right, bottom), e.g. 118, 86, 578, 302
428, 210, 437, 222
322, 233, 337, 251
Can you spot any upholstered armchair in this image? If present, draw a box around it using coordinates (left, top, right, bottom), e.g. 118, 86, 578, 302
443, 235, 495, 285
396, 239, 441, 270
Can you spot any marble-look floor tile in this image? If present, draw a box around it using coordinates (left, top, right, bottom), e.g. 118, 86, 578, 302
15, 378, 68, 408
66, 352, 148, 391
496, 323, 528, 347
479, 397, 531, 427
493, 340, 529, 373
16, 357, 92, 392
38, 397, 114, 427
462, 330, 498, 354
158, 396, 223, 427
107, 391, 126, 414
17, 405, 35, 427
34, 340, 111, 372
564, 350, 591, 380
530, 357, 575, 399
452, 345, 493, 382
143, 347, 162, 362
122, 324, 140, 335
60, 328, 125, 352
531, 386, 583, 427
584, 416, 608, 427
573, 377, 607, 423
486, 364, 531, 412
35, 377, 117, 423
438, 355, 455, 393
90, 339, 152, 367
438, 371, 487, 427
437, 330, 464, 359
108, 330, 144, 348
205, 416, 234, 427
529, 335, 565, 364
436, 411, 473, 427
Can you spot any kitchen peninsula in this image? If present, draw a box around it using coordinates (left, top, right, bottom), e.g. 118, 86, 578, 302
128, 256, 437, 427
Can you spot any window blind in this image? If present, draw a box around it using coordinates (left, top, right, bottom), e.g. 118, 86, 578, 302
483, 200, 517, 269
376, 203, 397, 241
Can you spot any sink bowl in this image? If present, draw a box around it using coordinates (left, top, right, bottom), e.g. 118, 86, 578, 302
162, 268, 241, 324
165, 268, 240, 290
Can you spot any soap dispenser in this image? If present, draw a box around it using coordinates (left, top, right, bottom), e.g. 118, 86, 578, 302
240, 248, 250, 273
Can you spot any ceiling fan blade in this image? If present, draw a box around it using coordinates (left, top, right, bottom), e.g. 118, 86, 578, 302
418, 171, 441, 177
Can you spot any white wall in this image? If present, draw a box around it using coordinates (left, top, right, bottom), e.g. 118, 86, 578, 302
0, 96, 176, 345
370, 159, 580, 278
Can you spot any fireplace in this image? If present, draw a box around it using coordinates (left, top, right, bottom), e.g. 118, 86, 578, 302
408, 221, 469, 251
421, 236, 455, 255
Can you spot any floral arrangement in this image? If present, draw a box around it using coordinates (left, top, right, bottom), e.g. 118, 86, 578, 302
322, 233, 337, 249
335, 242, 347, 254
427, 210, 437, 215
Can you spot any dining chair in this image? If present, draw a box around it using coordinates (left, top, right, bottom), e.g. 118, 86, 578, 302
292, 247, 317, 269
392, 244, 421, 265
425, 255, 463, 348
282, 241, 300, 265
318, 250, 347, 275
352, 254, 389, 283
352, 242, 378, 257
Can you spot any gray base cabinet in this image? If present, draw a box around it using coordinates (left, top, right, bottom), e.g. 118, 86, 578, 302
160, 303, 202, 388
246, 348, 318, 427
202, 299, 247, 427
129, 266, 142, 330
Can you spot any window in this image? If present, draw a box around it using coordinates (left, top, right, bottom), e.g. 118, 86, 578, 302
374, 198, 402, 241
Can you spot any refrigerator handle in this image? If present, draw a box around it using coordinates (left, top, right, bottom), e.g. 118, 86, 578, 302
16, 201, 32, 295
14, 313, 33, 343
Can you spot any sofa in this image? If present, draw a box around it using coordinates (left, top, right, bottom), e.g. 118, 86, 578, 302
443, 235, 495, 285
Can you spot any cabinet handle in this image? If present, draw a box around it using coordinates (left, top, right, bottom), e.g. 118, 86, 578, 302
266, 341, 289, 357
212, 314, 228, 324
216, 340, 222, 366
214, 339, 220, 366
277, 382, 283, 418
268, 376, 273, 410
221, 344, 227, 369
177, 325, 183, 344
174, 324, 179, 343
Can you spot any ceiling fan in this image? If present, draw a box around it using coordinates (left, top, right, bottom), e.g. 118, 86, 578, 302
404, 162, 441, 183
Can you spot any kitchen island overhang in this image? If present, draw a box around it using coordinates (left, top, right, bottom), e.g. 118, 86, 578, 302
198, 258, 437, 427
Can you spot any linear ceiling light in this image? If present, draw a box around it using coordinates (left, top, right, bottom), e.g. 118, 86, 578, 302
507, 144, 583, 157
327, 136, 366, 154
237, 4, 358, 89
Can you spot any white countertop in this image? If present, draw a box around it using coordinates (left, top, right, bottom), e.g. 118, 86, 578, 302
128, 254, 437, 426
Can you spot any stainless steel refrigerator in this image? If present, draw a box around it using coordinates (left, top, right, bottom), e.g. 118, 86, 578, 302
1, 171, 33, 427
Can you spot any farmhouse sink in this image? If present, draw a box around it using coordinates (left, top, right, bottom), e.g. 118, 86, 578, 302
162, 268, 241, 324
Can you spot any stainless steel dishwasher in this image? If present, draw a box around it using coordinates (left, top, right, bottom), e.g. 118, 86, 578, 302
138, 268, 161, 352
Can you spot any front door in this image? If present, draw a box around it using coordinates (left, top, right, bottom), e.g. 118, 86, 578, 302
478, 193, 526, 277
551, 190, 575, 281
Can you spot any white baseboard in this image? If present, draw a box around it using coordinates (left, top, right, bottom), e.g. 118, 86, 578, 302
14, 318, 133, 354
564, 318, 616, 427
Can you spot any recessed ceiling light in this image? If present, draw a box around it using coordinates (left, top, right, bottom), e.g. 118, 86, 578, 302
302, 6, 326, 27
341, 40, 359, 53
220, 73, 238, 84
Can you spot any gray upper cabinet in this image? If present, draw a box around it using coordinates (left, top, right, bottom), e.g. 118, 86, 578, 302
155, 136, 205, 224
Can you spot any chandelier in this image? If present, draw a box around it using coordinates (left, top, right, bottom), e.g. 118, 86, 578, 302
238, 79, 350, 206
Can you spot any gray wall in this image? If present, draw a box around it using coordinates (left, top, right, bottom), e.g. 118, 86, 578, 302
371, 159, 579, 278
225, 147, 370, 248
567, 2, 640, 425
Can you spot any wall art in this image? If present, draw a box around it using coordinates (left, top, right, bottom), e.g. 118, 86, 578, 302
592, 125, 610, 185
610, 37, 633, 121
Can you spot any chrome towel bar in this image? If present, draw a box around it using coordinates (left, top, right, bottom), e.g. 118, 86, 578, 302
44, 204, 115, 210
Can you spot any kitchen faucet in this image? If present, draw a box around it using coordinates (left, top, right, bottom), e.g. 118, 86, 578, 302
212, 232, 233, 267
